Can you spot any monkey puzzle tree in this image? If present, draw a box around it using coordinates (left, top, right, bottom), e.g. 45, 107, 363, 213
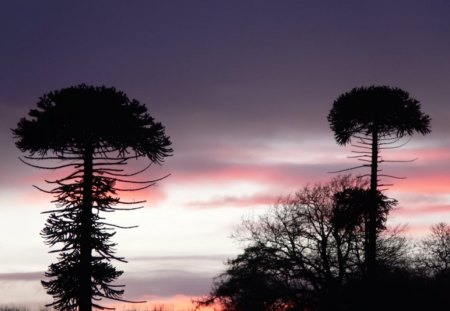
13, 84, 172, 311
328, 85, 431, 277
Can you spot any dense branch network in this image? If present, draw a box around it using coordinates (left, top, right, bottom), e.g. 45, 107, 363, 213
23, 152, 159, 310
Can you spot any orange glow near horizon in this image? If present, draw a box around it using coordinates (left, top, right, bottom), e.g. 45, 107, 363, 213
109, 295, 217, 311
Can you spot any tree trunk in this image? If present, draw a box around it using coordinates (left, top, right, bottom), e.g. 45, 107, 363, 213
367, 130, 379, 278
80, 147, 93, 311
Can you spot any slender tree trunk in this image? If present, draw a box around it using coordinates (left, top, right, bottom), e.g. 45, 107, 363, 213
80, 147, 93, 311
367, 130, 379, 278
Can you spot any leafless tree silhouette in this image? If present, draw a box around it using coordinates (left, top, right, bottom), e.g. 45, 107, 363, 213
198, 176, 403, 311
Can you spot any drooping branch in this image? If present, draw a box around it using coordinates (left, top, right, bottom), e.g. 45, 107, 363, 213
379, 158, 417, 163
19, 157, 81, 170
104, 206, 144, 211
24, 155, 84, 160
112, 174, 170, 184
378, 136, 413, 149
98, 163, 152, 177
112, 183, 156, 192
98, 222, 139, 229
328, 165, 369, 174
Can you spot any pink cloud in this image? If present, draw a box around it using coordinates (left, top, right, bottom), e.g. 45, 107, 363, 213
391, 204, 450, 217
411, 148, 450, 161
187, 192, 280, 209
171, 162, 332, 190
387, 223, 434, 238
374, 146, 450, 164
118, 186, 168, 208
392, 174, 450, 194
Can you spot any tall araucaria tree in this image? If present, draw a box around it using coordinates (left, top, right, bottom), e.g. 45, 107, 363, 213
328, 85, 431, 277
13, 84, 172, 311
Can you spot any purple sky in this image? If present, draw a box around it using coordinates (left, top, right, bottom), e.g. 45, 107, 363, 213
1, 1, 450, 309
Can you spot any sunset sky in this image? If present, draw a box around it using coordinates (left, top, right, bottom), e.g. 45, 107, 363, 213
1, 1, 450, 309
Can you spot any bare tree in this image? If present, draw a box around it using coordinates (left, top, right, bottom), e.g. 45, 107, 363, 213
13, 84, 172, 311
418, 223, 450, 276
198, 176, 402, 311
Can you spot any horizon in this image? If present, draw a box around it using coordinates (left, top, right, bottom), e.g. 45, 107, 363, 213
1, 1, 450, 309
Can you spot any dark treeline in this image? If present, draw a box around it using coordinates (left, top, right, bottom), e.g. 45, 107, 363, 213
197, 86, 443, 311
197, 175, 450, 310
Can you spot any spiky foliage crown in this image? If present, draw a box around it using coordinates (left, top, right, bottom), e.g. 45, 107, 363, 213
328, 85, 431, 145
13, 84, 172, 162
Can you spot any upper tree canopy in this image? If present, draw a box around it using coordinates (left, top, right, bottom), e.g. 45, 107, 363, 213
13, 84, 172, 162
328, 86, 431, 145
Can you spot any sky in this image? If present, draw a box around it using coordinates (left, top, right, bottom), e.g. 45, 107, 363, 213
1, 0, 450, 309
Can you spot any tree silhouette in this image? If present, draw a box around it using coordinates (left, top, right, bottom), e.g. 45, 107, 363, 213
413, 223, 450, 309
199, 176, 407, 311
332, 187, 396, 252
199, 244, 295, 311
13, 84, 172, 311
328, 85, 431, 277
419, 223, 450, 276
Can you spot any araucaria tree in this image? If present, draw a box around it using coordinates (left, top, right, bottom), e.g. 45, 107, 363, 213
13, 85, 172, 311
328, 85, 431, 276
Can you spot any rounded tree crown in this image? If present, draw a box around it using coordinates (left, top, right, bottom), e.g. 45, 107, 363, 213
13, 84, 172, 162
328, 85, 431, 145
